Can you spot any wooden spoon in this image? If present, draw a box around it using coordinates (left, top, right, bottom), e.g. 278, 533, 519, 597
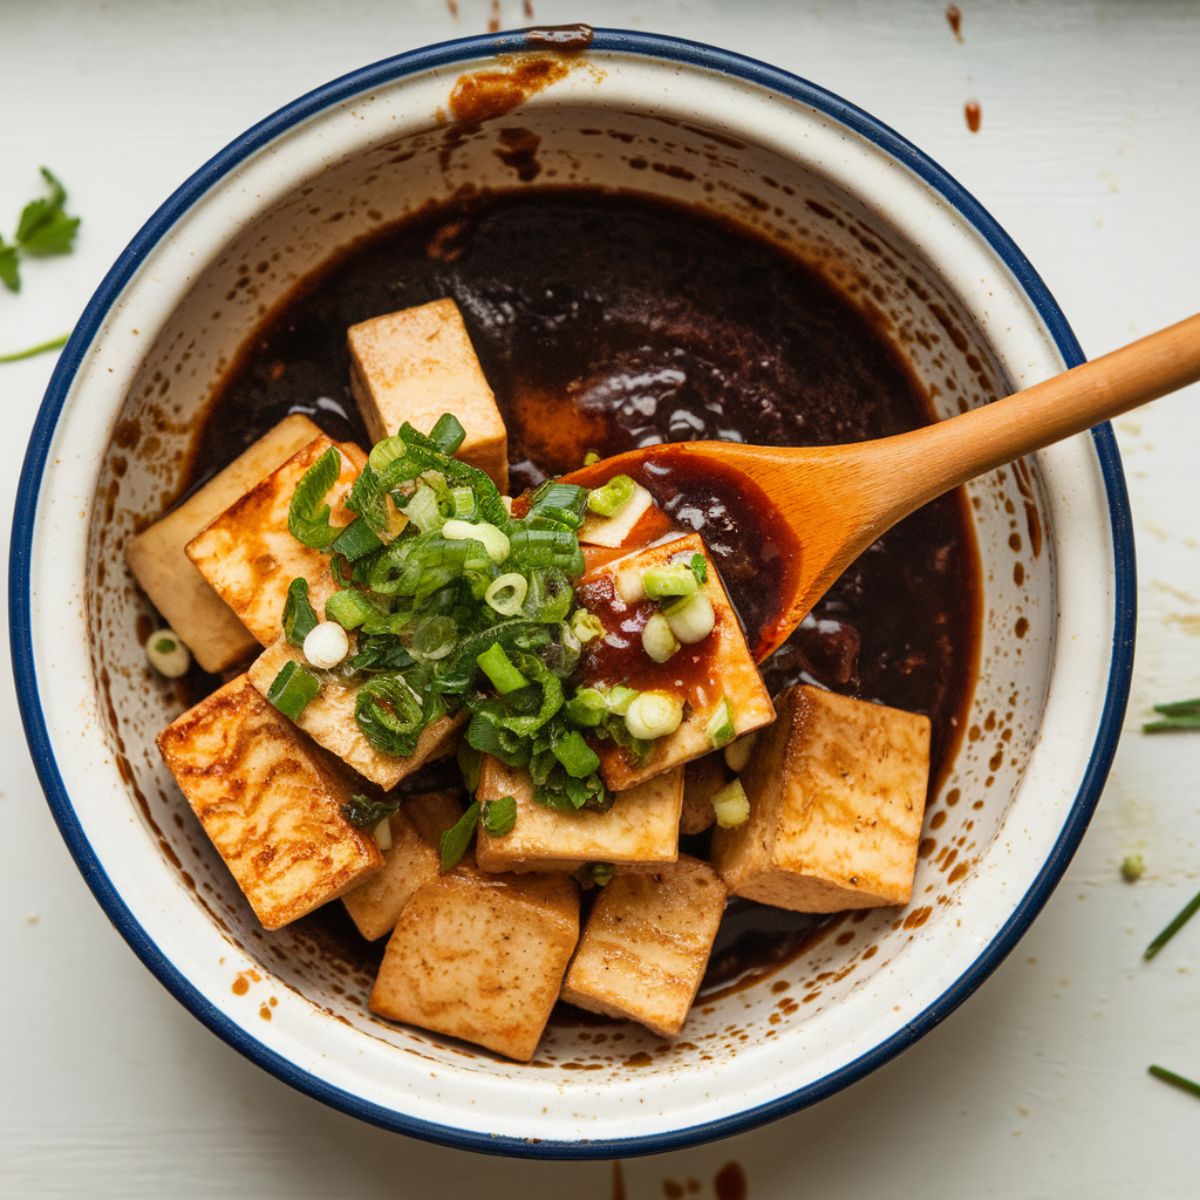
568, 312, 1200, 660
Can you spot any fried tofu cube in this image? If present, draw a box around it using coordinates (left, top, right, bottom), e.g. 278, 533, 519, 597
711, 685, 932, 912
157, 675, 381, 930
369, 867, 579, 1061
127, 414, 322, 673
247, 638, 464, 788
342, 791, 465, 941
680, 754, 725, 835
348, 299, 508, 490
561, 855, 726, 1037
185, 435, 365, 647
580, 534, 775, 791
475, 757, 682, 874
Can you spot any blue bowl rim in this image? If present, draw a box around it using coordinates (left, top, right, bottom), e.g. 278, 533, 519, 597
8, 27, 1135, 1160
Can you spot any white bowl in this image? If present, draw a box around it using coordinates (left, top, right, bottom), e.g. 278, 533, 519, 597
10, 30, 1134, 1156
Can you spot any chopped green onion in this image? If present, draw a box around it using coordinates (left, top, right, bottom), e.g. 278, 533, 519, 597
665, 592, 715, 644
711, 778, 750, 828
528, 480, 589, 530
1121, 854, 1146, 883
1143, 695, 1200, 733
266, 660, 321, 720
287, 446, 342, 549
625, 691, 683, 740
440, 800, 480, 872
428, 412, 467, 455
451, 486, 476, 519
145, 628, 190, 678
642, 612, 679, 663
303, 621, 350, 669
443, 518, 510, 564
641, 564, 699, 600
355, 674, 425, 756
331, 517, 383, 562
506, 527, 583, 574
552, 729, 601, 779
457, 739, 482, 792
689, 552, 708, 584
571, 609, 604, 644
325, 587, 376, 631
607, 686, 638, 716
591, 862, 615, 886
282, 577, 319, 646
706, 698, 736, 749
341, 793, 402, 829
583, 450, 601, 466
409, 615, 457, 661
587, 474, 637, 518
477, 642, 529, 694
482, 795, 518, 837
485, 572, 529, 616
1148, 1064, 1200, 1100
724, 731, 758, 774
565, 687, 608, 727
374, 817, 393, 851
403, 482, 445, 534
1144, 887, 1200, 960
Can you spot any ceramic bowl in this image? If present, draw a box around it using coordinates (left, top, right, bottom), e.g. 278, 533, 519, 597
10, 29, 1134, 1157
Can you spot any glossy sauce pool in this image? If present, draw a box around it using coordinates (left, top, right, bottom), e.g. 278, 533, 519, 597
184, 188, 982, 1002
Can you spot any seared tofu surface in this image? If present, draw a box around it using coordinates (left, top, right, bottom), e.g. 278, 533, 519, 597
475, 757, 682, 874
582, 534, 775, 791
369, 867, 579, 1061
342, 791, 464, 941
711, 684, 932, 912
561, 855, 726, 1037
247, 638, 465, 788
348, 299, 508, 490
126, 414, 321, 673
680, 754, 724, 835
185, 435, 365, 646
157, 675, 381, 930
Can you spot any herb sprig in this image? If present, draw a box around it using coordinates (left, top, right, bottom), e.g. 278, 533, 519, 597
1143, 696, 1200, 733
0, 168, 80, 293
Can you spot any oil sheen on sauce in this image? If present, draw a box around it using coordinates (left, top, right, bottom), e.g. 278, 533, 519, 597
187, 188, 982, 995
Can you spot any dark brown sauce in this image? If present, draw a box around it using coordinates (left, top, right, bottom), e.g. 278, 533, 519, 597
714, 1162, 748, 1200
965, 99, 982, 133
946, 4, 963, 41
187, 187, 981, 1010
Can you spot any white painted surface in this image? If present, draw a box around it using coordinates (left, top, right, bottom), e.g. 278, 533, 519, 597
1, 1, 1198, 1196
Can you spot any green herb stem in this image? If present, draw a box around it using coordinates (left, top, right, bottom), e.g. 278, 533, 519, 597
1148, 1064, 1200, 1100
1144, 887, 1200, 960
0, 333, 69, 364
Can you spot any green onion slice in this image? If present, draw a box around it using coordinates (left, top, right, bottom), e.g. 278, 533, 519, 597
443, 518, 510, 564
552, 728, 601, 779
341, 793, 402, 829
287, 447, 343, 549
1145, 887, 1200, 960
282, 578, 318, 647
641, 612, 679, 663
331, 516, 383, 562
266, 660, 320, 720
482, 795, 518, 838
587, 474, 636, 518
440, 800, 480, 872
591, 862, 615, 886
477, 642, 529, 694
642, 563, 700, 600
354, 674, 425, 757
571, 609, 604, 644
706, 697, 736, 749
485, 572, 529, 616
325, 587, 376, 631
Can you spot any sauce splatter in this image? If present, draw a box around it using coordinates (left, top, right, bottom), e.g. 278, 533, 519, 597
450, 56, 573, 125
946, 4, 963, 41
487, 0, 501, 33
965, 99, 982, 133
611, 1161, 626, 1200
714, 1161, 748, 1200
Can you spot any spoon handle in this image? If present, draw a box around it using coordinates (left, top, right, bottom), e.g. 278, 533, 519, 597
870, 310, 1200, 519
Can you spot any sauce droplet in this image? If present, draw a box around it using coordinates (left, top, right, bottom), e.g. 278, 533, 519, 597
965, 99, 982, 133
714, 1161, 748, 1200
611, 1161, 626, 1200
946, 4, 964, 41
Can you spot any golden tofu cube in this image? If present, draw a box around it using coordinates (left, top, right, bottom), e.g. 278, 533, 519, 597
126, 414, 321, 673
369, 867, 579, 1061
680, 754, 725, 835
342, 791, 465, 941
157, 675, 381, 930
711, 685, 932, 912
185, 435, 365, 647
348, 299, 508, 490
247, 638, 464, 788
475, 757, 682, 874
579, 533, 775, 791
561, 855, 726, 1037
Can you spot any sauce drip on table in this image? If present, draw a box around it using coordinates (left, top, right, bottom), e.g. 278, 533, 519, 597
187, 188, 981, 994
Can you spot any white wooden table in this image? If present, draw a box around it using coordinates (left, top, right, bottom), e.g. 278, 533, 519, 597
3, 2, 1199, 1196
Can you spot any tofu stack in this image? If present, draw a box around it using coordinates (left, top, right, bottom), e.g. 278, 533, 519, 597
137, 298, 934, 1063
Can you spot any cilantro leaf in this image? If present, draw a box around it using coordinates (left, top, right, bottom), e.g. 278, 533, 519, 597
439, 800, 480, 872
15, 168, 79, 257
0, 239, 20, 292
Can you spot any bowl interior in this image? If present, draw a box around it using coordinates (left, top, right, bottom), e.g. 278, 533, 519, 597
26, 40, 1120, 1150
